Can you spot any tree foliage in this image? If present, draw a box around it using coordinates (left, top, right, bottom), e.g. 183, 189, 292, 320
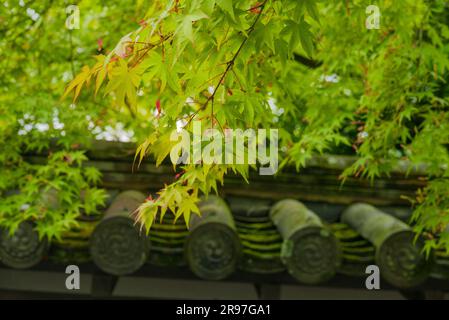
1, 0, 147, 239
2, 1, 449, 253
63, 0, 322, 230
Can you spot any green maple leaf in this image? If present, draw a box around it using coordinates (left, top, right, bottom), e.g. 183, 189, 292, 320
105, 60, 143, 108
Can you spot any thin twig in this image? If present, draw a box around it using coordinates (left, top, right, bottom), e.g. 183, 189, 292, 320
130, 33, 173, 68
195, 72, 225, 90
124, 99, 136, 119
231, 68, 246, 92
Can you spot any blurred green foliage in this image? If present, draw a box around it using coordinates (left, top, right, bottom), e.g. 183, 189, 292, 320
1, 1, 449, 254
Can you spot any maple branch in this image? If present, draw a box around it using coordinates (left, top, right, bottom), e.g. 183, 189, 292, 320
186, 0, 268, 126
